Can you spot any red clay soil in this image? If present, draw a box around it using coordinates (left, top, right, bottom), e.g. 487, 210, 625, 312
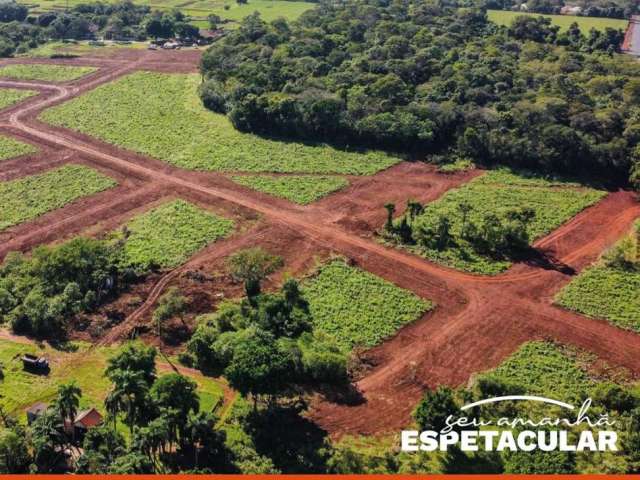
0, 53, 639, 438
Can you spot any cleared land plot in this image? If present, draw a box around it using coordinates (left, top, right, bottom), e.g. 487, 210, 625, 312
0, 134, 37, 161
0, 164, 116, 231
302, 260, 431, 350
40, 71, 398, 174
120, 199, 234, 270
0, 338, 224, 416
0, 87, 37, 109
0, 64, 98, 82
556, 222, 640, 332
408, 169, 606, 275
231, 175, 348, 204
487, 9, 628, 33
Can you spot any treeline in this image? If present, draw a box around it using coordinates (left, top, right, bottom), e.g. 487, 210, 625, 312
199, 1, 640, 188
0, 0, 201, 57
483, 0, 638, 19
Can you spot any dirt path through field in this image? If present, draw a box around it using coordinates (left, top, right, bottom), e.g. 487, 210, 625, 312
0, 54, 639, 436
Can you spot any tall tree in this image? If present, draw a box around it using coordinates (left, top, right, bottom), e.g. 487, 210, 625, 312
227, 248, 283, 298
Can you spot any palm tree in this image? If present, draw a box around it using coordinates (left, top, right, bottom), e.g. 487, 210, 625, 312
54, 382, 81, 439
105, 370, 149, 434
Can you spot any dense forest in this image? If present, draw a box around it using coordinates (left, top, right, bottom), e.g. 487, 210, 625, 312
200, 0, 640, 188
0, 0, 200, 57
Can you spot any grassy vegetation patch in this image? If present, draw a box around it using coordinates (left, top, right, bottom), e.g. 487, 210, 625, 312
557, 267, 640, 331
185, 0, 314, 27
0, 87, 37, 109
407, 169, 605, 275
40, 71, 398, 174
556, 222, 640, 332
481, 341, 593, 401
120, 199, 234, 270
0, 134, 36, 161
302, 260, 431, 350
0, 164, 116, 231
0, 63, 97, 82
487, 9, 628, 33
21, 41, 147, 58
0, 338, 224, 417
231, 175, 348, 204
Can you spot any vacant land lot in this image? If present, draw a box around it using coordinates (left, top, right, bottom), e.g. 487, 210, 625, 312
0, 338, 224, 416
0, 134, 36, 161
302, 260, 431, 350
0, 164, 116, 231
231, 175, 348, 204
480, 341, 593, 401
556, 222, 640, 332
0, 87, 37, 109
487, 9, 628, 33
0, 64, 98, 82
407, 169, 605, 274
41, 71, 397, 174
120, 199, 234, 270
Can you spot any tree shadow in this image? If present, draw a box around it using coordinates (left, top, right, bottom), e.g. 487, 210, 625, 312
243, 401, 331, 473
517, 247, 576, 275
314, 382, 366, 406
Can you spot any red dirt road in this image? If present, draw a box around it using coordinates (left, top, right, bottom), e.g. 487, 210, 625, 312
0, 51, 639, 437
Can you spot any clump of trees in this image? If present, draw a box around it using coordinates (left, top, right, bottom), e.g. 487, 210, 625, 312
603, 223, 639, 271
0, 237, 128, 337
200, 2, 639, 188
383, 199, 536, 259
184, 248, 349, 406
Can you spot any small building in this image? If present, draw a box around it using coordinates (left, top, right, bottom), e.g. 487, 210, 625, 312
26, 402, 48, 424
69, 408, 104, 439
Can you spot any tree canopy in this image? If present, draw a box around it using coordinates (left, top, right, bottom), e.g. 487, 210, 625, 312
200, 1, 638, 187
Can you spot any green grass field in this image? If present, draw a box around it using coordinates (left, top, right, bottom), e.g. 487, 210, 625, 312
120, 199, 234, 270
40, 71, 398, 174
183, 0, 314, 27
556, 222, 640, 332
21, 40, 148, 58
302, 260, 432, 350
0, 134, 37, 161
231, 175, 348, 204
18, 0, 314, 28
0, 338, 224, 417
0, 64, 98, 82
407, 169, 606, 275
0, 164, 116, 232
0, 87, 37, 110
487, 9, 628, 33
